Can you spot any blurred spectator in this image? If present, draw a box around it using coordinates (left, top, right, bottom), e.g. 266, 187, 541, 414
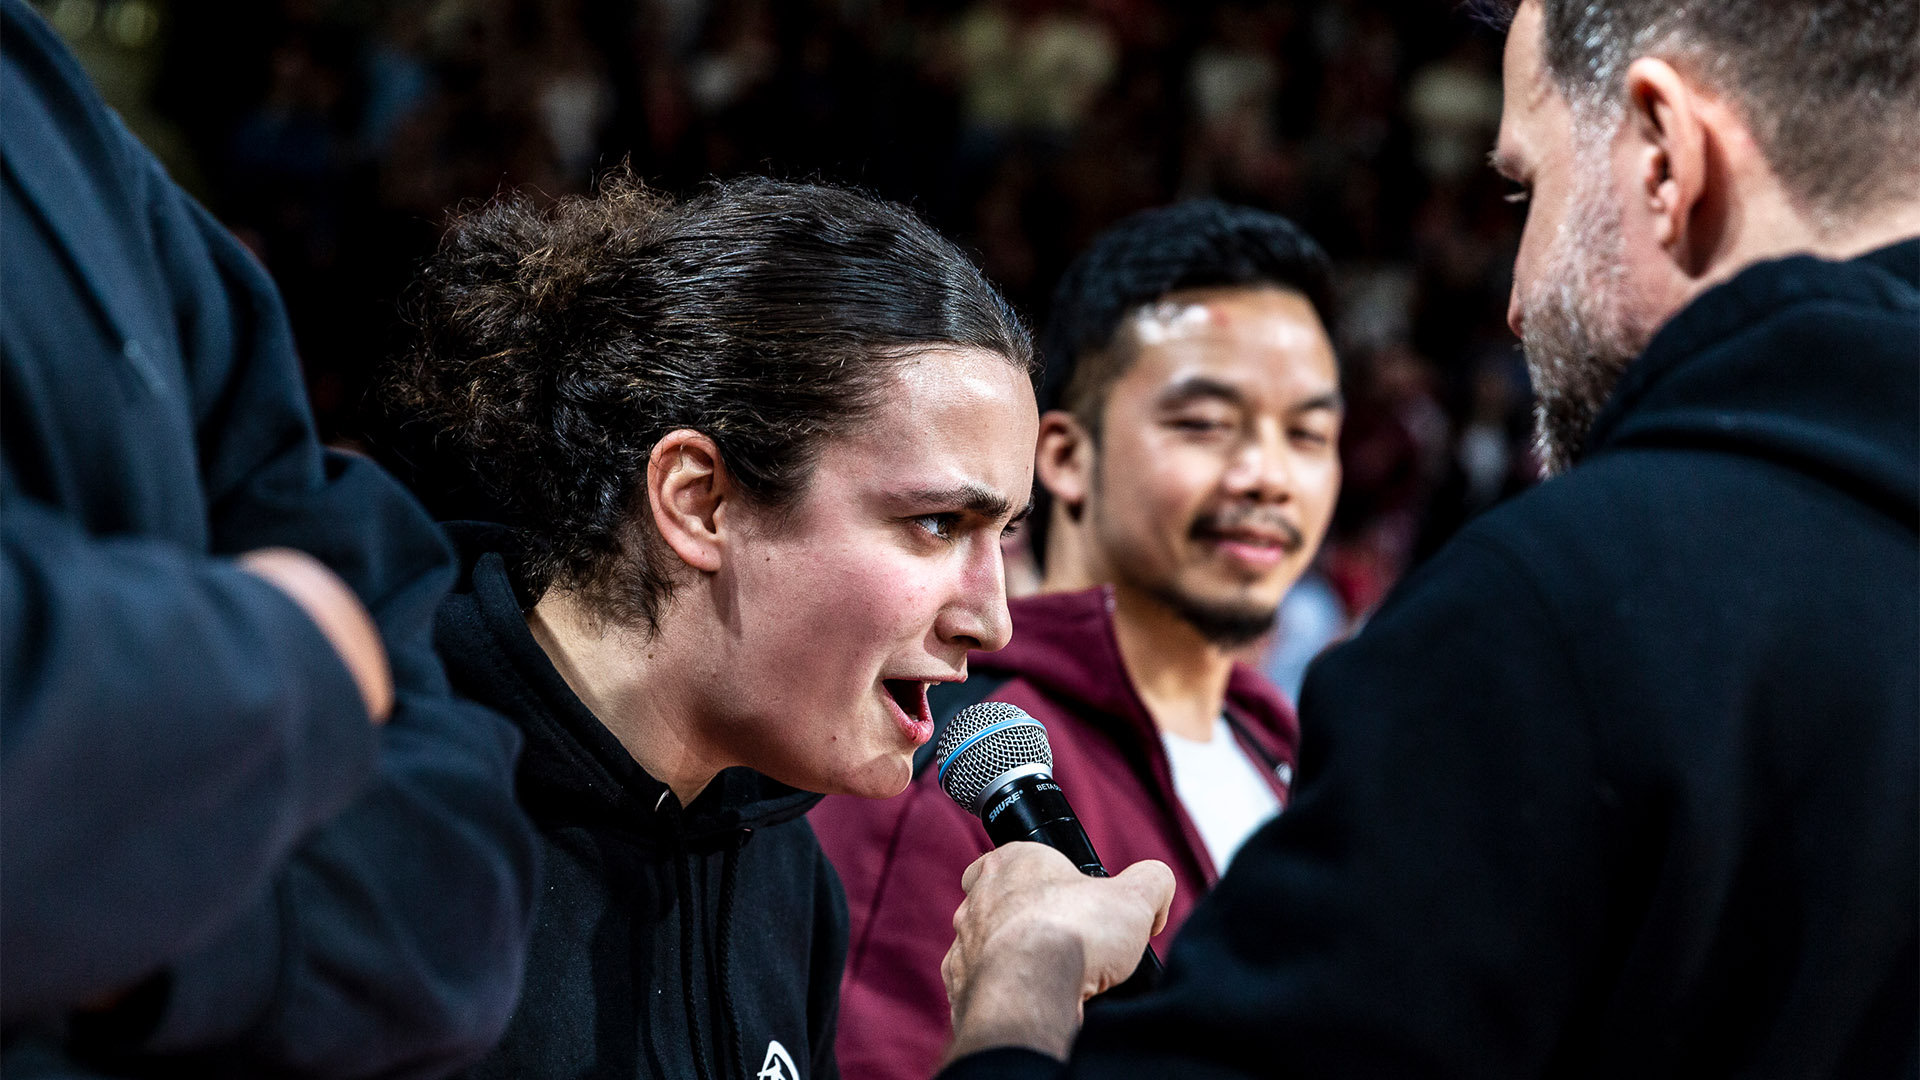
1405, 36, 1501, 184
1180, 5, 1299, 208
953, 0, 1116, 147
1259, 566, 1347, 704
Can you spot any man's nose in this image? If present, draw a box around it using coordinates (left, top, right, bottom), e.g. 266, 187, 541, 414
1225, 423, 1295, 503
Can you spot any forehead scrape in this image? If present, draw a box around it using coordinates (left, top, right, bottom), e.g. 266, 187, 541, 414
1129, 301, 1215, 346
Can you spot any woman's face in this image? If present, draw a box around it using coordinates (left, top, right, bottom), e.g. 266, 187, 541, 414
706, 346, 1038, 799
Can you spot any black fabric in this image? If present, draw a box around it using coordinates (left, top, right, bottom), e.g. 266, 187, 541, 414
955, 239, 1920, 1079
438, 523, 847, 1080
935, 1047, 1064, 1080
0, 2, 539, 1074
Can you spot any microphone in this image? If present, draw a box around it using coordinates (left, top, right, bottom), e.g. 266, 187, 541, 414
936, 701, 1161, 997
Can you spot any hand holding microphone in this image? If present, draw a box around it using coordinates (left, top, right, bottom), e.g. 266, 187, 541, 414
936, 703, 1176, 1064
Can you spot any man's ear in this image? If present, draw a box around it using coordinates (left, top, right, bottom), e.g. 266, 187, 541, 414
1624, 56, 1713, 272
648, 429, 729, 574
1036, 410, 1094, 516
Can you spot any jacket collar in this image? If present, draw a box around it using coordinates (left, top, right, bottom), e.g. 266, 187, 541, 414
969, 585, 1300, 755
2, 2, 155, 353
1580, 236, 1919, 529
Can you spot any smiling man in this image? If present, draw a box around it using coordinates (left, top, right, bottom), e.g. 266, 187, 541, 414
932, 0, 1919, 1077
810, 201, 1341, 1080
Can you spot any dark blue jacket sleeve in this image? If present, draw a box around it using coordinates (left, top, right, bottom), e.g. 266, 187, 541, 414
0, 492, 379, 1014
0, 4, 539, 1072
107, 145, 538, 1079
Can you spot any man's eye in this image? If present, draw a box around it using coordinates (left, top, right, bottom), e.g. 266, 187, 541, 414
912, 514, 958, 541
1170, 417, 1233, 435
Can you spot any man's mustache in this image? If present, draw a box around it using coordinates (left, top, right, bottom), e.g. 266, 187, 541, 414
1189, 509, 1305, 554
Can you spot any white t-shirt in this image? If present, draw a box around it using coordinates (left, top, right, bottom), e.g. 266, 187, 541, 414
1160, 714, 1283, 874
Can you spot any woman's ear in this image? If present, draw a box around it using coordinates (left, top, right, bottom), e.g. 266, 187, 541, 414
648, 429, 729, 573
1035, 410, 1094, 517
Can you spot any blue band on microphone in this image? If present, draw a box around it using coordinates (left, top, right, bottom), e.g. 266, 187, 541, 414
937, 717, 1048, 784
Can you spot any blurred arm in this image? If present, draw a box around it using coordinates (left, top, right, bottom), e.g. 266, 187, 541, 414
97, 151, 541, 1077
0, 494, 380, 1018
0, 18, 540, 1062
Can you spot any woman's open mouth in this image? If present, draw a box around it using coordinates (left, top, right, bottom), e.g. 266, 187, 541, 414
881, 679, 935, 746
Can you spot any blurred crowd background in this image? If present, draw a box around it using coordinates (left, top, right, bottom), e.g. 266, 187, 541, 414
40, 0, 1539, 688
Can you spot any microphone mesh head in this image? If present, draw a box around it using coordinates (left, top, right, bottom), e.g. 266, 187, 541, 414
936, 701, 1052, 810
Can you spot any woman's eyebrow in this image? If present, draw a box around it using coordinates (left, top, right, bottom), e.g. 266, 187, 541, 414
889, 483, 1028, 521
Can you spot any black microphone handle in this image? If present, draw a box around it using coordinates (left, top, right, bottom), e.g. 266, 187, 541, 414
977, 772, 1162, 998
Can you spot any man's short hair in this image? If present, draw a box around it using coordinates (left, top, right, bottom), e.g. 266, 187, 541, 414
1039, 201, 1334, 439
1484, 0, 1920, 223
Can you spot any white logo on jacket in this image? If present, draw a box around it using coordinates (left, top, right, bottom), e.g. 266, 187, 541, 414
758, 1039, 799, 1080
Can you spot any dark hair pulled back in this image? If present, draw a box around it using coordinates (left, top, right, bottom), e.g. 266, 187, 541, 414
382, 172, 1033, 632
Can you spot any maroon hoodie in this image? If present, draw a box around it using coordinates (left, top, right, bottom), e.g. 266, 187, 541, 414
810, 586, 1299, 1080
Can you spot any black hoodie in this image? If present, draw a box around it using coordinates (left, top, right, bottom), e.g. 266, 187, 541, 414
942, 240, 1919, 1079
438, 524, 846, 1080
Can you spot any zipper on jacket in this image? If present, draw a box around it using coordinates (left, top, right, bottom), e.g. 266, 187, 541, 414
1222, 709, 1294, 798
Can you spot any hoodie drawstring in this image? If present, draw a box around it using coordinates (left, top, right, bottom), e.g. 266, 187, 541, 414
675, 836, 717, 1080
677, 825, 752, 1080
715, 828, 748, 1079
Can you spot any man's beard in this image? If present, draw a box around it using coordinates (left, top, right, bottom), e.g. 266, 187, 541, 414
1095, 498, 1291, 648
1517, 141, 1652, 476
1143, 582, 1279, 648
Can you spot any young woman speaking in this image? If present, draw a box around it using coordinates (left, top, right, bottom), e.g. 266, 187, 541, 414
380, 173, 1036, 1080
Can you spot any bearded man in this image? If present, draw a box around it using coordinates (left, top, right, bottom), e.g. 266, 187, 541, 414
932, 0, 1919, 1077
810, 201, 1342, 1080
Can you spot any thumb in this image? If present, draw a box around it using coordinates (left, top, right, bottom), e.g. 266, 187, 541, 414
1112, 859, 1177, 937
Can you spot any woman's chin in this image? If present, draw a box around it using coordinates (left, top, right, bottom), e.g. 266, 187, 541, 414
834, 757, 914, 800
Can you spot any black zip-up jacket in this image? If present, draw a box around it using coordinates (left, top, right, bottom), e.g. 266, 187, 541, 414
1, 3, 537, 1074
943, 240, 1919, 1080
438, 524, 847, 1080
